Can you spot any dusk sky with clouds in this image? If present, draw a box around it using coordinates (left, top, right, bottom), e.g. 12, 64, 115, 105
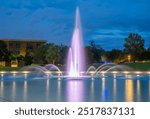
0, 0, 150, 50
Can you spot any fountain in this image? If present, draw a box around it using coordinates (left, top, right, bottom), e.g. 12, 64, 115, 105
0, 6, 150, 102
67, 7, 85, 77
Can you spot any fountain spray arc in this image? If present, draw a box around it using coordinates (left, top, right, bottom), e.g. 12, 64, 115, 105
67, 7, 85, 77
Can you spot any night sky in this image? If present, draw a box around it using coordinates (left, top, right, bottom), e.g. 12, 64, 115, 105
0, 0, 150, 50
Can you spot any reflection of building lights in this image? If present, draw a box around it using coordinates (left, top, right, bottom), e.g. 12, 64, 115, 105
12, 81, 16, 101
24, 74, 27, 79
113, 74, 116, 79
1, 74, 4, 78
0, 71, 5, 79
23, 80, 27, 101
11, 71, 17, 77
149, 80, 150, 100
102, 77, 105, 101
113, 78, 117, 101
46, 79, 50, 91
0, 81, 4, 89
0, 80, 4, 97
125, 80, 133, 102
57, 80, 61, 101
102, 77, 105, 81
137, 80, 141, 101
126, 75, 132, 79
102, 77, 105, 89
91, 77, 94, 80
46, 79, 50, 101
58, 77, 61, 80
91, 80, 94, 100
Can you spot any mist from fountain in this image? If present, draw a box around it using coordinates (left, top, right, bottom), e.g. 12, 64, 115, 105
94, 63, 116, 74
86, 66, 96, 74
45, 64, 61, 72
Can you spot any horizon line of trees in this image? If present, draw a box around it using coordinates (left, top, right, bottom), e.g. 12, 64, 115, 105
0, 33, 150, 66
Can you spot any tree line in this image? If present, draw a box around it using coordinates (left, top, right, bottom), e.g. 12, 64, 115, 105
0, 33, 150, 66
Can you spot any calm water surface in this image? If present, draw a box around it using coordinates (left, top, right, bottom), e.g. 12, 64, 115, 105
0, 74, 150, 102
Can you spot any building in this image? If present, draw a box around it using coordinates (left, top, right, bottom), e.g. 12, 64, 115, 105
0, 39, 47, 56
0, 39, 47, 67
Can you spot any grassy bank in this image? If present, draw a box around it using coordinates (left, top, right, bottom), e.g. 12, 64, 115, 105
0, 67, 20, 71
124, 62, 150, 71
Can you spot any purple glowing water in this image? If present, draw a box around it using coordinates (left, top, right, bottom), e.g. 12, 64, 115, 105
67, 7, 85, 77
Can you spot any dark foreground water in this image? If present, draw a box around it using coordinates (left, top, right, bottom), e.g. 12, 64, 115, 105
0, 74, 150, 102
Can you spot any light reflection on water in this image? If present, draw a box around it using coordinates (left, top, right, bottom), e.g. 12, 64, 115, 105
66, 80, 84, 102
137, 80, 141, 101
46, 79, 50, 101
113, 78, 117, 101
149, 79, 150, 100
23, 80, 27, 101
0, 80, 4, 99
57, 80, 61, 101
101, 77, 105, 101
90, 80, 94, 101
12, 81, 16, 101
0, 75, 150, 102
125, 80, 133, 102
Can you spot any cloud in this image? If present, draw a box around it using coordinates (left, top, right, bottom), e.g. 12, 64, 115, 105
0, 0, 150, 50
88, 28, 150, 49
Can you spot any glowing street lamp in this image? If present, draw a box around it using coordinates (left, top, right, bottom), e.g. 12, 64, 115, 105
128, 55, 131, 62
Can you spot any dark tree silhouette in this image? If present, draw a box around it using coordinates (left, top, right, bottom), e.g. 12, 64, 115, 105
90, 40, 105, 62
124, 33, 145, 61
0, 40, 11, 62
106, 49, 123, 62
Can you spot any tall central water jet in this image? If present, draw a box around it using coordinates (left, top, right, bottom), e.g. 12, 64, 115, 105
67, 7, 85, 77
